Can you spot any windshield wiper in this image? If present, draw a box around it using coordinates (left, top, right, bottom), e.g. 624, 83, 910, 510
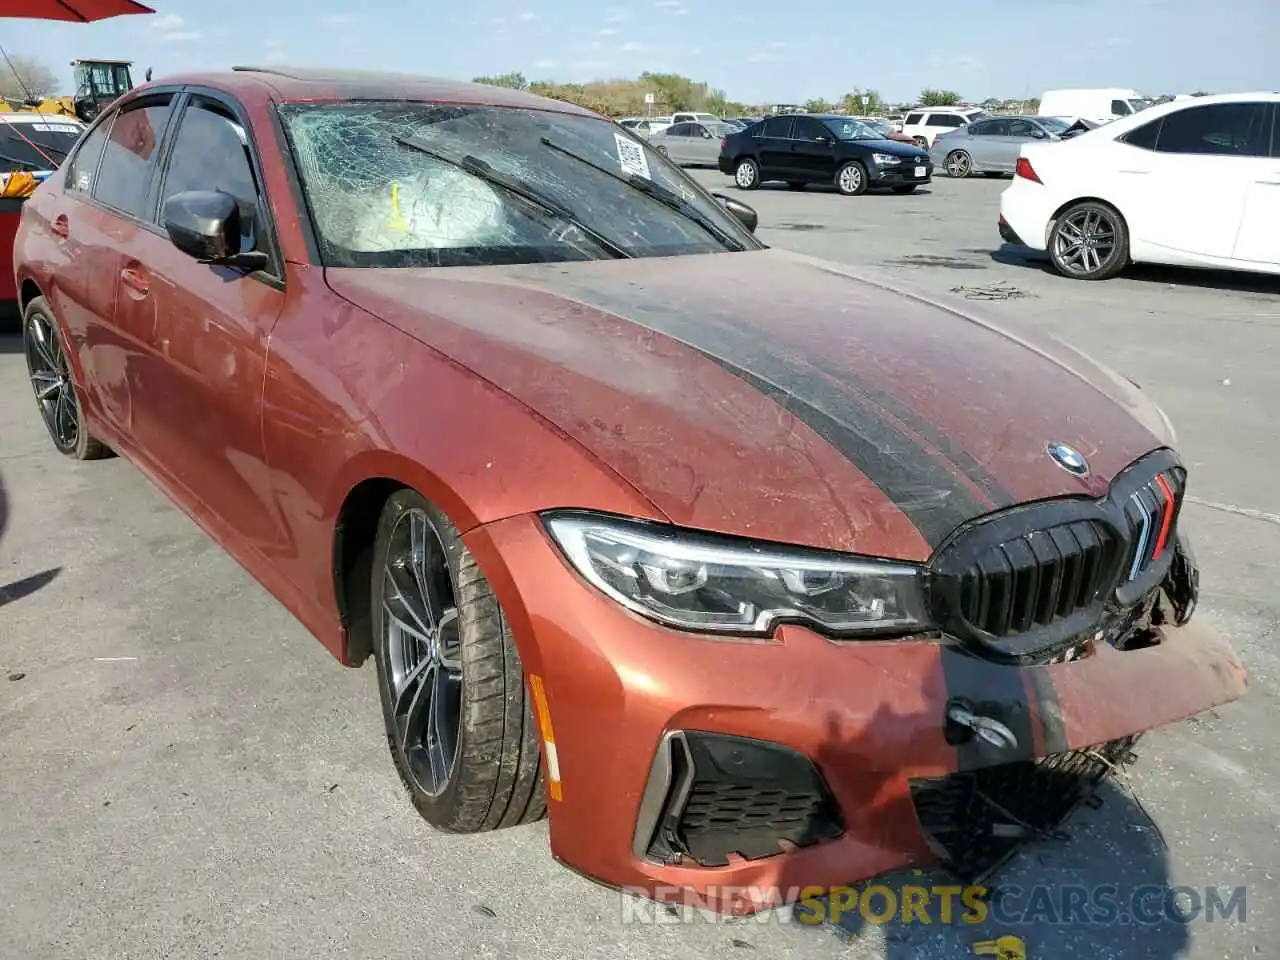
539, 137, 746, 252
391, 134, 631, 259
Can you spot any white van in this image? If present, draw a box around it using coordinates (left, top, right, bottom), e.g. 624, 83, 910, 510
1037, 89, 1150, 125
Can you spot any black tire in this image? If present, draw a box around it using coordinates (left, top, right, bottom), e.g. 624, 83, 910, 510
655, 145, 669, 157
733, 157, 760, 190
22, 296, 112, 461
787, 181, 805, 191
982, 172, 1005, 179
891, 185, 918, 194
912, 136, 928, 148
1048, 201, 1130, 281
944, 150, 972, 178
835, 160, 869, 196
371, 489, 545, 833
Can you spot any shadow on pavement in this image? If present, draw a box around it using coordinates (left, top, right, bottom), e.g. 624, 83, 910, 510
990, 244, 1280, 297
0, 330, 22, 353
0, 568, 62, 608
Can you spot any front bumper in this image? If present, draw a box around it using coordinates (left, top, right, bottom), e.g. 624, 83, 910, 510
464, 514, 1248, 913
869, 159, 933, 185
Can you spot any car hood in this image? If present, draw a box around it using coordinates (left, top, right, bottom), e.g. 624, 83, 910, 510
326, 248, 1168, 561
854, 138, 927, 157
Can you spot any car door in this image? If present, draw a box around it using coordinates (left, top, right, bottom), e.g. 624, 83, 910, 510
1119, 101, 1271, 260
1232, 104, 1280, 264
660, 123, 691, 163
70, 93, 180, 439
117, 89, 287, 554
994, 119, 1046, 172
755, 116, 795, 176
958, 119, 1003, 168
789, 117, 837, 179
683, 123, 715, 165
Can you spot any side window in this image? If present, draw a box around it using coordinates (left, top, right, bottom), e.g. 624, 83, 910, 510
1155, 103, 1271, 157
944, 115, 967, 127
92, 97, 174, 218
792, 118, 828, 140
760, 117, 793, 138
65, 115, 113, 194
1006, 119, 1035, 137
1121, 118, 1161, 150
904, 112, 923, 126
690, 124, 708, 137
159, 98, 263, 252
1111, 99, 1131, 116
666, 123, 690, 137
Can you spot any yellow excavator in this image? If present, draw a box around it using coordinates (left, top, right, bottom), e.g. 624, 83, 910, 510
0, 58, 142, 122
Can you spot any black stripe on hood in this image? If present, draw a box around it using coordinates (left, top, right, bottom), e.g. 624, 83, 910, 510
528, 284, 990, 548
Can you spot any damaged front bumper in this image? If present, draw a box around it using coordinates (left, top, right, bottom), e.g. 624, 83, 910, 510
465, 516, 1247, 914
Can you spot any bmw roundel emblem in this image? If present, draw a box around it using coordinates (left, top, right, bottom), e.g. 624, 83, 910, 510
1046, 441, 1090, 477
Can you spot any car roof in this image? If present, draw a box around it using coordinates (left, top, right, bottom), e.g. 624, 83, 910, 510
1089, 90, 1280, 136
127, 65, 599, 118
0, 113, 83, 125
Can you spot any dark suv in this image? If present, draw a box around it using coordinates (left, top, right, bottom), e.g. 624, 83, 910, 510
719, 113, 933, 196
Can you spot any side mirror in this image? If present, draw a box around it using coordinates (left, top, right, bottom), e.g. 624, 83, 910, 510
145, 67, 153, 82
712, 192, 757, 233
163, 189, 268, 271
702, 130, 714, 139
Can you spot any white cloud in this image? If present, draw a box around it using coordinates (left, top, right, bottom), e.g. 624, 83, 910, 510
534, 59, 558, 68
150, 12, 201, 41
768, 40, 787, 48
606, 8, 632, 22
674, 7, 689, 13
620, 40, 647, 51
599, 26, 618, 34
321, 13, 352, 25
747, 51, 792, 63
517, 11, 536, 20
490, 16, 507, 24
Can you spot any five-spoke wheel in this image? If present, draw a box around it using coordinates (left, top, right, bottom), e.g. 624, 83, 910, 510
23, 296, 110, 460
1048, 201, 1129, 280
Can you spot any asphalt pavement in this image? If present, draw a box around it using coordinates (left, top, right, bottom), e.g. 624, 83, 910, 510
2, 171, 1277, 959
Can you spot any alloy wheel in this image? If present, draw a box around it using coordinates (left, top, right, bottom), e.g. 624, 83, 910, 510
735, 160, 757, 188
381, 507, 464, 798
24, 311, 78, 451
838, 164, 863, 194
1052, 207, 1118, 277
945, 151, 971, 177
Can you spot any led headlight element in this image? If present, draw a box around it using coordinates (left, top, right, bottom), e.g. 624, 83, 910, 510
542, 512, 928, 637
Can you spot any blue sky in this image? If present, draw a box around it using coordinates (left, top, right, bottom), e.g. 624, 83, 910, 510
7, 0, 1278, 106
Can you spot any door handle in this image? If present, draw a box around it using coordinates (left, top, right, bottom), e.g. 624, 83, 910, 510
120, 266, 149, 296
50, 214, 69, 238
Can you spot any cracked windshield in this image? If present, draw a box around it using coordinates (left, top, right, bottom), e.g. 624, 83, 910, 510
1, 3, 1275, 960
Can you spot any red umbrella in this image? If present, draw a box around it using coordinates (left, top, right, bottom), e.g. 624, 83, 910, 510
0, 0, 154, 21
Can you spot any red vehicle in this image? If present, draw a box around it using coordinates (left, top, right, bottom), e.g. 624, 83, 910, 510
13, 68, 1247, 913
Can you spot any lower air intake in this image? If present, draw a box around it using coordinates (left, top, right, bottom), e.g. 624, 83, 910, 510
638, 731, 844, 868
908, 736, 1137, 883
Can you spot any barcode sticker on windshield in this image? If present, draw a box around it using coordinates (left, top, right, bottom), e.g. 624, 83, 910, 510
614, 132, 651, 180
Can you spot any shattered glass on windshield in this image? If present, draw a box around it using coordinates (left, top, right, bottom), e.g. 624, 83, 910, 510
279, 103, 756, 267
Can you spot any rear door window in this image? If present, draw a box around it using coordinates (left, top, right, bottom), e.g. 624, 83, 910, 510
904, 112, 923, 125
92, 95, 175, 219
761, 117, 793, 138
1154, 102, 1271, 157
65, 117, 112, 194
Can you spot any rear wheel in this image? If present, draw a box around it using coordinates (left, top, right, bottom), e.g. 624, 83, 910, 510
371, 489, 545, 832
1048, 201, 1129, 281
22, 296, 111, 460
912, 135, 928, 148
944, 150, 972, 178
835, 160, 869, 196
734, 157, 760, 190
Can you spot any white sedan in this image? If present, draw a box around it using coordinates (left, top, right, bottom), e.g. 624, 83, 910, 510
999, 92, 1279, 280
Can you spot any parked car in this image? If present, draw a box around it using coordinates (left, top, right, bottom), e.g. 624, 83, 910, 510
1038, 88, 1151, 126
853, 116, 916, 144
930, 115, 1075, 178
647, 120, 736, 166
1000, 92, 1280, 280
0, 114, 85, 319
729, 116, 761, 128
15, 66, 1246, 915
899, 106, 990, 147
671, 111, 722, 125
720, 113, 932, 195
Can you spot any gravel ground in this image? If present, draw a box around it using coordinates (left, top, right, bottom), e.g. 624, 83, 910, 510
2, 169, 1276, 960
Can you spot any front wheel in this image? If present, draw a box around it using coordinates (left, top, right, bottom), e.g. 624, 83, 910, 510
371, 489, 546, 832
912, 136, 928, 148
734, 157, 760, 190
944, 150, 972, 178
835, 160, 869, 196
1047, 201, 1130, 281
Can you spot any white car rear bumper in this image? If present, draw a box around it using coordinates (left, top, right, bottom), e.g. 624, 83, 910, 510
998, 178, 1058, 252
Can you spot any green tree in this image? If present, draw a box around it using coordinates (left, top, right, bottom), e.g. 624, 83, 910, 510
839, 88, 885, 115
472, 71, 529, 90
919, 88, 961, 106
0, 55, 60, 100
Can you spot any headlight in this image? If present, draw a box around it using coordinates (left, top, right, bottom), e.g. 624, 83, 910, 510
542, 512, 928, 637
871, 153, 901, 165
